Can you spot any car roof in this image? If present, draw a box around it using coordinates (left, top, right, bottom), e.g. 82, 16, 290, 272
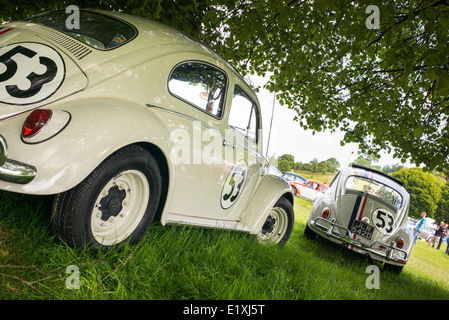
351, 164, 404, 186
16, 9, 258, 104
306, 179, 326, 185
93, 10, 253, 89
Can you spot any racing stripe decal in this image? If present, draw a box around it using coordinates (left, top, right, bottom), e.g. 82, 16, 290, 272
348, 192, 368, 250
348, 192, 363, 232
0, 28, 13, 35
358, 194, 368, 221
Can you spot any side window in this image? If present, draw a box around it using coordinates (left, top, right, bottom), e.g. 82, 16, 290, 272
168, 62, 227, 117
228, 85, 259, 142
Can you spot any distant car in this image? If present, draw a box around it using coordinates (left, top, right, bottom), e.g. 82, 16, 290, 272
304, 164, 413, 274
0, 9, 295, 250
282, 172, 308, 196
269, 167, 283, 177
419, 223, 437, 242
406, 217, 418, 230
282, 172, 307, 184
294, 180, 328, 201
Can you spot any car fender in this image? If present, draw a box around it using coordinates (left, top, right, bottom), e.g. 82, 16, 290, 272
308, 193, 333, 223
242, 173, 293, 234
0, 98, 174, 195
391, 225, 414, 256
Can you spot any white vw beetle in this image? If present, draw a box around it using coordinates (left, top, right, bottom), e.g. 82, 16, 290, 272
304, 164, 413, 274
0, 9, 294, 250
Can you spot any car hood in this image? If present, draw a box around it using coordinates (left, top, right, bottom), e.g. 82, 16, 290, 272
0, 24, 88, 120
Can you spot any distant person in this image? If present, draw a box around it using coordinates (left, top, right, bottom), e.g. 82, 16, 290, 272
446, 234, 449, 255
413, 212, 427, 245
428, 221, 444, 249
437, 223, 448, 250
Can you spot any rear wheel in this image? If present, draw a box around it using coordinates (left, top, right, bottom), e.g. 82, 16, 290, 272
256, 197, 294, 245
51, 145, 161, 251
384, 263, 404, 275
303, 223, 317, 239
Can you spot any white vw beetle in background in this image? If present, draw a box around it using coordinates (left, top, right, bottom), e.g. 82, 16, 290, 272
0, 9, 294, 250
304, 164, 413, 274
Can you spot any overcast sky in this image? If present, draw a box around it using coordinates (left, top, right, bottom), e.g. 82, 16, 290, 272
249, 75, 410, 169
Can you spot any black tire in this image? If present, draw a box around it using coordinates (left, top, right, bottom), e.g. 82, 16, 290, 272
383, 263, 404, 275
51, 145, 161, 251
303, 222, 317, 239
257, 197, 294, 245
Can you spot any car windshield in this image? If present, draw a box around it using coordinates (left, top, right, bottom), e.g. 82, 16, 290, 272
345, 176, 403, 209
24, 10, 136, 50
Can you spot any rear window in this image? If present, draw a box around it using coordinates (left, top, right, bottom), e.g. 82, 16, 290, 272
24, 10, 137, 50
345, 176, 403, 209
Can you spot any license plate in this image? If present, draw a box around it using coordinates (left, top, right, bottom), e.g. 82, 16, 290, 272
351, 220, 374, 240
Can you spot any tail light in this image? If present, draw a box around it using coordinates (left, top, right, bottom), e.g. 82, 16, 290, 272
22, 109, 52, 138
396, 237, 405, 249
321, 208, 330, 219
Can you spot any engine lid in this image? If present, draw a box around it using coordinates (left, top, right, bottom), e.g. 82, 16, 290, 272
0, 25, 88, 120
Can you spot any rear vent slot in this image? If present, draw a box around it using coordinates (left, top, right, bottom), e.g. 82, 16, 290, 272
34, 26, 92, 60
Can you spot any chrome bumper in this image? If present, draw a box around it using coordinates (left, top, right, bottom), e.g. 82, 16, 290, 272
310, 217, 408, 265
0, 135, 36, 184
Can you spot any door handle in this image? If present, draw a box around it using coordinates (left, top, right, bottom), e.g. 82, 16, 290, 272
223, 139, 235, 148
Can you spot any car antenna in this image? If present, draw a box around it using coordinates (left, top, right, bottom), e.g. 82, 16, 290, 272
266, 91, 276, 159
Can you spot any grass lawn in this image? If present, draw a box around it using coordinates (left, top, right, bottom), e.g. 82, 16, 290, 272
1, 190, 449, 300
291, 169, 337, 185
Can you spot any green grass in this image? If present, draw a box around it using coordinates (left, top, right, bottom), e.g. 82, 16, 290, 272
1, 190, 449, 300
291, 169, 337, 185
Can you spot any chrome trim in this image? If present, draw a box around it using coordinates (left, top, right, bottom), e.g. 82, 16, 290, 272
310, 217, 409, 264
0, 158, 37, 184
0, 135, 36, 184
0, 135, 7, 166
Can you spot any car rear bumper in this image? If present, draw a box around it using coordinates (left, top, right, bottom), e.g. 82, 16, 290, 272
0, 135, 36, 184
309, 217, 409, 265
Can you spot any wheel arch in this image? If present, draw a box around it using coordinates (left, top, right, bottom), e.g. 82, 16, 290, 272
242, 174, 294, 235
281, 190, 294, 207
135, 141, 171, 223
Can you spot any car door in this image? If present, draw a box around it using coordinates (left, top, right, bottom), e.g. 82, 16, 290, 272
166, 62, 263, 222
300, 181, 314, 200
167, 61, 233, 219
221, 82, 263, 219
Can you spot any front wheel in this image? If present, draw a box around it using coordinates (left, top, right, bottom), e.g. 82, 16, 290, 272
51, 145, 162, 251
256, 197, 294, 245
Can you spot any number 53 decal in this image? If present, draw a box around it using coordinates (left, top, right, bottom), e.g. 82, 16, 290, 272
372, 209, 395, 235
0, 42, 65, 105
221, 164, 247, 209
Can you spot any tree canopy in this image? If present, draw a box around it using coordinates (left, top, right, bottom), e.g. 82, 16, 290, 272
391, 168, 444, 219
435, 181, 449, 223
277, 154, 339, 174
2, 0, 448, 171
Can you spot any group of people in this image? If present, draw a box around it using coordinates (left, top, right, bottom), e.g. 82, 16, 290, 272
412, 212, 449, 254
